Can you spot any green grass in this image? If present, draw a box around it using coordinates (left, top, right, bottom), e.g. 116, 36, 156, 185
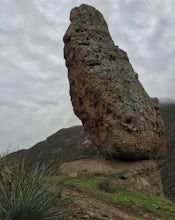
52, 175, 175, 218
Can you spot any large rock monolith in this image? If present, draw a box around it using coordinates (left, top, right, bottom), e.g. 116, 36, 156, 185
63, 4, 166, 160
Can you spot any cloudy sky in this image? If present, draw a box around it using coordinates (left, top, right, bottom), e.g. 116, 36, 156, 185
0, 0, 175, 154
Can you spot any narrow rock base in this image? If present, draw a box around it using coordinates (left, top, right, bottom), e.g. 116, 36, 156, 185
58, 158, 163, 196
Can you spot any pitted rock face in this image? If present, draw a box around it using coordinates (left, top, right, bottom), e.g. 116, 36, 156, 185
63, 4, 166, 160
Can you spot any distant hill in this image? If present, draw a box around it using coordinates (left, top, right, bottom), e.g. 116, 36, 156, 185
5, 103, 175, 202
159, 103, 175, 201
160, 103, 175, 150
6, 125, 101, 167
159, 98, 175, 104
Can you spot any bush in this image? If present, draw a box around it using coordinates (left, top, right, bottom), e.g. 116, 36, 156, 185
98, 179, 116, 194
0, 158, 78, 220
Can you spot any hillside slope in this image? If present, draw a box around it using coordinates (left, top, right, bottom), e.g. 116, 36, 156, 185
57, 174, 175, 220
159, 103, 175, 201
6, 125, 101, 166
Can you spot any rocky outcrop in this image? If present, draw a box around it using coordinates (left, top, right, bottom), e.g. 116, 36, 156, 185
64, 4, 166, 160
58, 159, 164, 196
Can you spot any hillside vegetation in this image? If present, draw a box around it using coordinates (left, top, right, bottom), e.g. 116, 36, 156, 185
48, 174, 175, 219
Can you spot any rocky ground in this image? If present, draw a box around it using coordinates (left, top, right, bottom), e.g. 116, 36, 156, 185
56, 157, 175, 220
64, 186, 162, 220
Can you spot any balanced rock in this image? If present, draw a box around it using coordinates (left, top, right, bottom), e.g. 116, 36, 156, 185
63, 4, 166, 160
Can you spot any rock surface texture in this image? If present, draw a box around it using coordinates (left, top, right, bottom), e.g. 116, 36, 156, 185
63, 4, 166, 160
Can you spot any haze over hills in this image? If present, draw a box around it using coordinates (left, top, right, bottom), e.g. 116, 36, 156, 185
159, 97, 175, 104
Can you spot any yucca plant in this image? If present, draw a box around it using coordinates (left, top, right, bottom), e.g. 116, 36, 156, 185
0, 158, 78, 220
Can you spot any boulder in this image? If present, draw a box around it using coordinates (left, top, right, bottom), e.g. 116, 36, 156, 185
63, 4, 166, 160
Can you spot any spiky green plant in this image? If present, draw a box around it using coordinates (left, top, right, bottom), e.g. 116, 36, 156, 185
0, 158, 78, 220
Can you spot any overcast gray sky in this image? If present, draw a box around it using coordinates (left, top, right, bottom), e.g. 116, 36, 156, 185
0, 0, 175, 154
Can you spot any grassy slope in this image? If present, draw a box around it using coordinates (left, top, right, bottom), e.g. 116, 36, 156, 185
48, 175, 175, 220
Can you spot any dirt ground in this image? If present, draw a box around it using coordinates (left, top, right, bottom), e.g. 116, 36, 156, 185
63, 186, 161, 220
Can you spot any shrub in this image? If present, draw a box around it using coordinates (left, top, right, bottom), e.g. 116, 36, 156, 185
0, 158, 78, 220
98, 179, 116, 193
